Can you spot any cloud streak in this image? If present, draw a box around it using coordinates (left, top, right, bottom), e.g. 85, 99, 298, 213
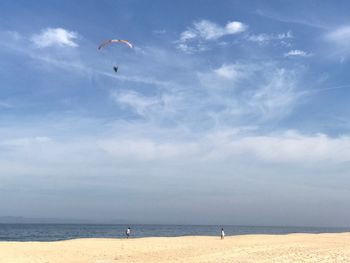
247, 31, 293, 45
112, 90, 163, 117
284, 49, 311, 57
326, 26, 350, 44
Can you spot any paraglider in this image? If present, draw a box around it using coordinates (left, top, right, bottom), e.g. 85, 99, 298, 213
98, 39, 133, 50
98, 39, 133, 73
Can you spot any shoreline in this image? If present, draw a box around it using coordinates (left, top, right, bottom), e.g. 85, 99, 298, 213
1, 231, 350, 242
2, 224, 350, 242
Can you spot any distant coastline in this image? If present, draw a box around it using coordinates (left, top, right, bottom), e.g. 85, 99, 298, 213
0, 216, 130, 224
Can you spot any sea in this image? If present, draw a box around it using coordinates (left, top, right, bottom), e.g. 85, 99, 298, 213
0, 224, 349, 241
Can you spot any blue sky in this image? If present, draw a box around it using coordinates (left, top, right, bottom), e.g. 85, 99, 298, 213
1, 0, 350, 226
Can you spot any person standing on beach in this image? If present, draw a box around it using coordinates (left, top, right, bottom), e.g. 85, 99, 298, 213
221, 228, 225, 240
125, 227, 131, 238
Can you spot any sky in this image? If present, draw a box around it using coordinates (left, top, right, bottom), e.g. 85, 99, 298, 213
1, 0, 350, 226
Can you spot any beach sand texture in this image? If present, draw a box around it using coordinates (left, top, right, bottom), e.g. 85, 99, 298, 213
1, 233, 350, 263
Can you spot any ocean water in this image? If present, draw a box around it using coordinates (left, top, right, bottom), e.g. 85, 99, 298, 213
0, 224, 349, 241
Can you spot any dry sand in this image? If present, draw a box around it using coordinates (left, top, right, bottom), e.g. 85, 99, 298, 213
1, 233, 350, 263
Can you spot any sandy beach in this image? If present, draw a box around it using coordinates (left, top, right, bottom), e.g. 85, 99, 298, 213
1, 233, 350, 263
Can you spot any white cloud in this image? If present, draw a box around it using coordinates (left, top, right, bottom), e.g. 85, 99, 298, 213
177, 19, 247, 52
180, 30, 198, 42
193, 20, 247, 40
31, 28, 78, 48
247, 33, 271, 43
101, 130, 343, 163
247, 31, 293, 44
3, 126, 350, 166
203, 130, 350, 163
176, 42, 208, 53
284, 49, 311, 57
277, 31, 293, 39
214, 64, 245, 79
225, 21, 247, 34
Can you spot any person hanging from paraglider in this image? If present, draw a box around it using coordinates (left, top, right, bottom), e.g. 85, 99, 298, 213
113, 66, 118, 73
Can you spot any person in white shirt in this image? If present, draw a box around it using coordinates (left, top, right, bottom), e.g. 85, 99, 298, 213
221, 228, 225, 240
125, 227, 131, 238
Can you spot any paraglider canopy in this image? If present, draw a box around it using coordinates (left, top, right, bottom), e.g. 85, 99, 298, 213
98, 39, 133, 50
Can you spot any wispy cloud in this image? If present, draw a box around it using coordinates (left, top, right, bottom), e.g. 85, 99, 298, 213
31, 28, 78, 48
112, 90, 163, 117
100, 130, 350, 163
326, 25, 350, 44
255, 9, 328, 29
111, 89, 186, 124
2, 124, 350, 168
214, 64, 249, 80
284, 49, 311, 57
247, 31, 293, 45
197, 63, 304, 122
177, 42, 208, 53
248, 68, 304, 121
196, 63, 255, 102
203, 130, 350, 163
3, 136, 52, 147
98, 138, 198, 161
180, 20, 247, 41
177, 19, 247, 52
